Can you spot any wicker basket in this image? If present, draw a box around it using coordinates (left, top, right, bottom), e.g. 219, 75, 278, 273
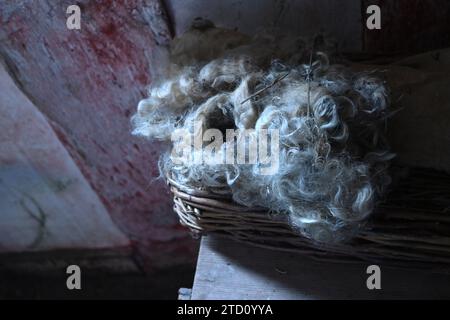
169, 167, 450, 272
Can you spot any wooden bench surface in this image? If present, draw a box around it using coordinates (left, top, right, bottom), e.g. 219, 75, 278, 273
190, 235, 450, 300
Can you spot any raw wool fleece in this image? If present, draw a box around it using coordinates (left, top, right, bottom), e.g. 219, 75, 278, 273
132, 22, 394, 243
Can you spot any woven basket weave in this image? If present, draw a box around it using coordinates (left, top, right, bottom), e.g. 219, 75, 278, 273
169, 167, 450, 272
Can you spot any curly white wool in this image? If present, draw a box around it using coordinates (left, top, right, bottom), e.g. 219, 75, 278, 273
132, 31, 393, 243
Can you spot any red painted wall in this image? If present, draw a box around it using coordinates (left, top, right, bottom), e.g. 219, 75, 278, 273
0, 0, 197, 271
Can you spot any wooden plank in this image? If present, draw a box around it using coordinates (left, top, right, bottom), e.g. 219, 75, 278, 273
178, 287, 192, 300
192, 236, 450, 300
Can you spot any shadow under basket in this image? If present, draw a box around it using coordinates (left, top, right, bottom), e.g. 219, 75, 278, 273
168, 167, 450, 273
